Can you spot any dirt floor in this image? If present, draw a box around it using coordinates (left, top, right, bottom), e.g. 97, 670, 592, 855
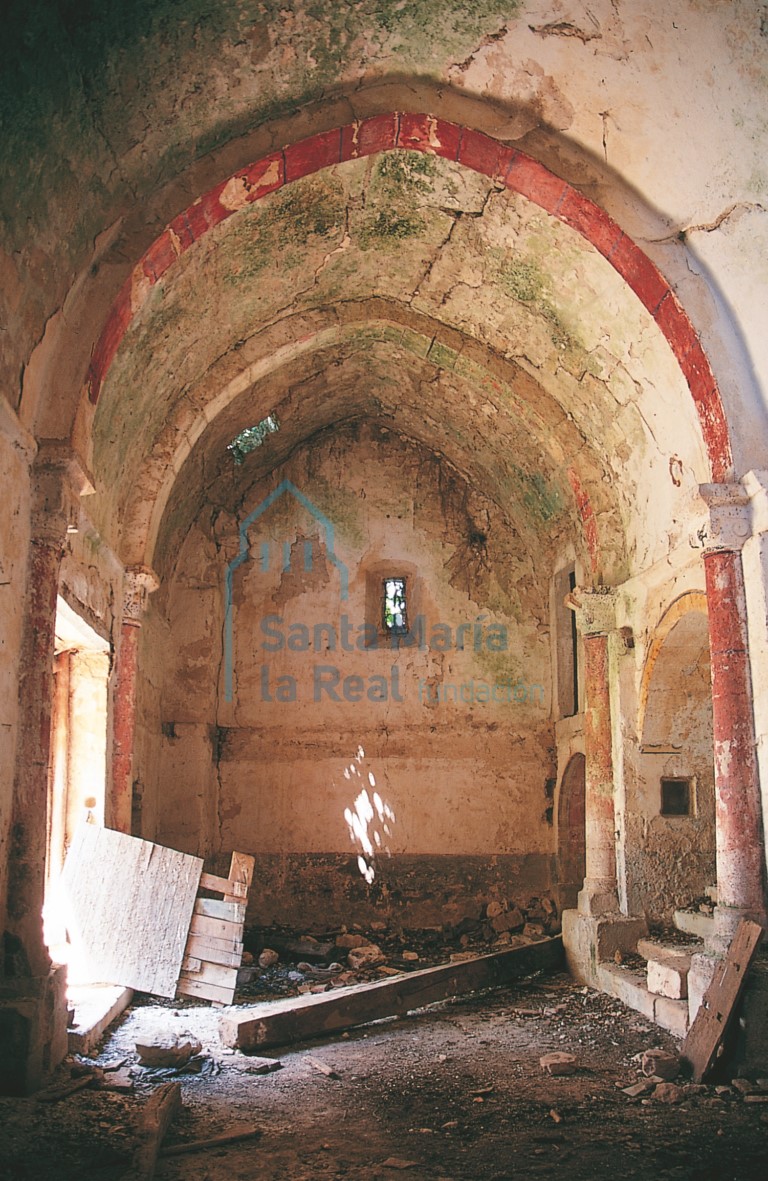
2, 957, 768, 1181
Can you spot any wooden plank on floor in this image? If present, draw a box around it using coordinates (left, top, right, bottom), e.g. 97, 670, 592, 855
681, 919, 763, 1082
220, 937, 564, 1052
122, 1081, 182, 1180
193, 897, 246, 923
60, 825, 203, 999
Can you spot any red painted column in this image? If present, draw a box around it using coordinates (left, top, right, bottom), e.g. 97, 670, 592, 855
109, 567, 158, 834
567, 589, 619, 915
700, 483, 767, 941
6, 445, 92, 977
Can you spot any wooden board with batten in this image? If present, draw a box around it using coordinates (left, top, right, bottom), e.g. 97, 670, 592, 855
176, 852, 255, 1005
681, 919, 763, 1082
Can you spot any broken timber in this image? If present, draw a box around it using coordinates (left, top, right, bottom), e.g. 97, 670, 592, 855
220, 936, 564, 1052
122, 1082, 182, 1181
681, 918, 763, 1082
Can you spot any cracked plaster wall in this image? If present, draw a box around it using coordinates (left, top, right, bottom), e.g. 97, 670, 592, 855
138, 423, 558, 926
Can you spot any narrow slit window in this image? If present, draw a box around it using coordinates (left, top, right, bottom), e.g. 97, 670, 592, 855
660, 777, 692, 817
383, 578, 408, 636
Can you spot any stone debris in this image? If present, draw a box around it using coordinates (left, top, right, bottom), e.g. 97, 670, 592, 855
236, 1056, 283, 1075
382, 1158, 419, 1170
490, 907, 524, 934
135, 1034, 202, 1068
296, 960, 344, 979
308, 1057, 341, 1079
540, 1051, 577, 1076
335, 933, 368, 950
99, 1067, 134, 1092
641, 1048, 680, 1080
347, 943, 385, 969
258, 948, 279, 969
653, 1082, 685, 1104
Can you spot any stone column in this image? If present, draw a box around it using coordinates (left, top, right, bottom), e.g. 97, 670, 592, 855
567, 588, 619, 915
2, 443, 91, 1094
6, 444, 92, 978
109, 566, 158, 834
741, 471, 768, 912
561, 587, 646, 984
700, 483, 767, 944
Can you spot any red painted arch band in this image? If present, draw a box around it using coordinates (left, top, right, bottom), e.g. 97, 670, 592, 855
85, 112, 732, 481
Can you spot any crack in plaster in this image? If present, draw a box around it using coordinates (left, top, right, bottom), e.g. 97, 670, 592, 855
646, 203, 767, 243
409, 187, 496, 308
528, 18, 602, 44
451, 23, 510, 73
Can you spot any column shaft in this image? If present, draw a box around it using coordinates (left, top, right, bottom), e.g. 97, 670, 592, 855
704, 548, 767, 927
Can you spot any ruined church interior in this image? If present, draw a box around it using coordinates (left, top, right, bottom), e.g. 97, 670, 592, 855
2, 1, 768, 1177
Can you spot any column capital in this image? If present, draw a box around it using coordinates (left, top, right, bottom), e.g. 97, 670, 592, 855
122, 565, 160, 624
699, 482, 751, 553
31, 442, 95, 545
565, 586, 617, 637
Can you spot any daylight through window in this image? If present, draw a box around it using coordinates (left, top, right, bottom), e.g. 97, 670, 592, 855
383, 577, 408, 635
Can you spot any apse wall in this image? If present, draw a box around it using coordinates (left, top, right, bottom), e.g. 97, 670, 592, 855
140, 422, 558, 928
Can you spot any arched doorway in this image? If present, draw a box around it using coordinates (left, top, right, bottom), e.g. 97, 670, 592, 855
557, 753, 586, 912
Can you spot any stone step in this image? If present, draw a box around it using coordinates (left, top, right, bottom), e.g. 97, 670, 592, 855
596, 962, 689, 1038
67, 984, 134, 1055
636, 938, 699, 1000
673, 908, 714, 941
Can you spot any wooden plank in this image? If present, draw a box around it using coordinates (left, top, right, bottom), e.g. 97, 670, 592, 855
193, 897, 246, 923
160, 1124, 262, 1158
681, 919, 763, 1082
179, 960, 238, 989
188, 914, 243, 943
122, 1081, 182, 1181
220, 938, 564, 1052
229, 851, 255, 890
60, 825, 203, 998
184, 934, 243, 967
199, 872, 247, 898
177, 976, 236, 1004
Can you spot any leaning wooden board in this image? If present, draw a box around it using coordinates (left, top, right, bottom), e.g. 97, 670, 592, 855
220, 936, 564, 1051
177, 851, 254, 1004
681, 919, 763, 1082
60, 825, 203, 998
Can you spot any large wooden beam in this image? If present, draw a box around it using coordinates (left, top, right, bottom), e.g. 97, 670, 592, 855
220, 937, 564, 1052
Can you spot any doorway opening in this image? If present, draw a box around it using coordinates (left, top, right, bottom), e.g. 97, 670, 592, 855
43, 596, 110, 963
557, 752, 586, 911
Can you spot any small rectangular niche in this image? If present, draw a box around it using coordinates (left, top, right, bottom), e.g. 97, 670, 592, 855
660, 776, 693, 817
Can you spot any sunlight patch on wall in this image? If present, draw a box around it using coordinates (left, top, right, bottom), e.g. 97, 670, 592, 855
342, 745, 396, 883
